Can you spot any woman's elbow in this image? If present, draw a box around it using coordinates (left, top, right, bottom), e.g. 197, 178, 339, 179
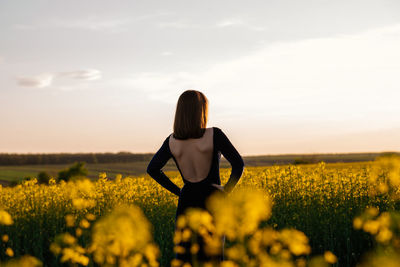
233, 157, 245, 173
238, 157, 245, 169
146, 164, 156, 176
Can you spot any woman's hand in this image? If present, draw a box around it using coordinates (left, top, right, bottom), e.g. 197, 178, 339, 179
211, 183, 225, 192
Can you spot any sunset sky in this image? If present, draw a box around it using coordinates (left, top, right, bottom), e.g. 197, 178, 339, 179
1, 0, 399, 155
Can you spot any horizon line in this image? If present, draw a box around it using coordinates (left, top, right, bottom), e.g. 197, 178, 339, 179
0, 150, 399, 157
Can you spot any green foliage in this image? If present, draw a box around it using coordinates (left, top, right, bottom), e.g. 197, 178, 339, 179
23, 175, 34, 181
293, 158, 312, 165
37, 171, 51, 184
57, 162, 88, 182
8, 180, 18, 187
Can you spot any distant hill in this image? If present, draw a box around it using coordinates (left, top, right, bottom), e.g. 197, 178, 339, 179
242, 151, 400, 166
0, 151, 398, 166
0, 152, 154, 166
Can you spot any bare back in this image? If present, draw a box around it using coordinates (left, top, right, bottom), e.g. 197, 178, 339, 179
168, 127, 214, 183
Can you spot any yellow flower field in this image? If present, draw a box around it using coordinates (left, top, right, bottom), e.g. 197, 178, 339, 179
1, 155, 400, 266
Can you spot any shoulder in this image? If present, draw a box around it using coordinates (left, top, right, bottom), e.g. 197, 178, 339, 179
212, 126, 221, 133
161, 134, 173, 149
212, 127, 228, 143
213, 127, 235, 146
166, 133, 173, 143
212, 126, 224, 136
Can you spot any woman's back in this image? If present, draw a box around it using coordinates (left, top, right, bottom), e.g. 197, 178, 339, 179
168, 127, 214, 183
147, 126, 244, 195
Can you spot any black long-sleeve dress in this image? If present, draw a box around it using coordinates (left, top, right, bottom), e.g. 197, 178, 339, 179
146, 126, 245, 263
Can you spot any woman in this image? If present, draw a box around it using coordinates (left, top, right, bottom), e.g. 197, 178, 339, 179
146, 89, 245, 264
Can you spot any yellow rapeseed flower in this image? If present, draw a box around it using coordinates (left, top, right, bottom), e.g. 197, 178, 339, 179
353, 217, 363, 230
171, 259, 184, 267
0, 210, 13, 225
65, 214, 75, 227
220, 261, 239, 267
88, 204, 159, 266
76, 228, 83, 237
85, 213, 96, 221
376, 228, 393, 244
79, 219, 90, 229
0, 255, 42, 267
206, 187, 272, 240
363, 220, 380, 235
2, 234, 9, 242
190, 244, 200, 254
61, 233, 77, 245
324, 251, 337, 264
5, 247, 14, 257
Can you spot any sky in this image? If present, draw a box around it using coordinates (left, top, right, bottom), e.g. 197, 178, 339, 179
0, 0, 399, 155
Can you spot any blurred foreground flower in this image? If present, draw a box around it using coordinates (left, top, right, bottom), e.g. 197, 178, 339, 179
0, 209, 13, 225
172, 187, 315, 267
88, 204, 160, 267
0, 255, 42, 267
369, 155, 400, 199
50, 232, 89, 266
173, 208, 222, 265
354, 207, 400, 266
206, 187, 272, 240
324, 251, 337, 264
51, 204, 159, 267
354, 208, 400, 247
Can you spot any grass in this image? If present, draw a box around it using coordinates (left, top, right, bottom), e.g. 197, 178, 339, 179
0, 160, 233, 183
1, 151, 397, 183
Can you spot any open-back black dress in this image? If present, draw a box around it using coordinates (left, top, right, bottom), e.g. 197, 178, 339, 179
146, 127, 245, 263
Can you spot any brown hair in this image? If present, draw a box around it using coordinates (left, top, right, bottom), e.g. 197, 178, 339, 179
173, 90, 208, 140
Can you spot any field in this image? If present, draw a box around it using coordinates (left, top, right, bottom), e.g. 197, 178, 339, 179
0, 162, 158, 183
0, 152, 395, 184
0, 160, 232, 184
1, 157, 400, 267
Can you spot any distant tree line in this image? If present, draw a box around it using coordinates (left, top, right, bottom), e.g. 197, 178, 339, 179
14, 162, 89, 186
0, 152, 154, 166
1, 151, 399, 167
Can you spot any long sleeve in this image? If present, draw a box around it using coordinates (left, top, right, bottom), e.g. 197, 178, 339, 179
214, 127, 245, 193
146, 136, 181, 196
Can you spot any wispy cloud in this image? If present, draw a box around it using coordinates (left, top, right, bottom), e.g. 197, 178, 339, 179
156, 17, 265, 31
57, 69, 102, 80
59, 17, 131, 31
13, 11, 174, 32
161, 51, 173, 56
16, 69, 102, 88
14, 17, 131, 32
134, 10, 174, 21
216, 18, 244, 28
16, 73, 54, 88
215, 18, 266, 31
157, 19, 202, 29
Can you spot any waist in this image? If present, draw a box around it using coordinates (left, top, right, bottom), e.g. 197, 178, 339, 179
183, 176, 218, 186
181, 182, 221, 195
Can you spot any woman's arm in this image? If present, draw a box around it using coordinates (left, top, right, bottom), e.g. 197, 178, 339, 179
146, 136, 181, 196
215, 127, 245, 193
